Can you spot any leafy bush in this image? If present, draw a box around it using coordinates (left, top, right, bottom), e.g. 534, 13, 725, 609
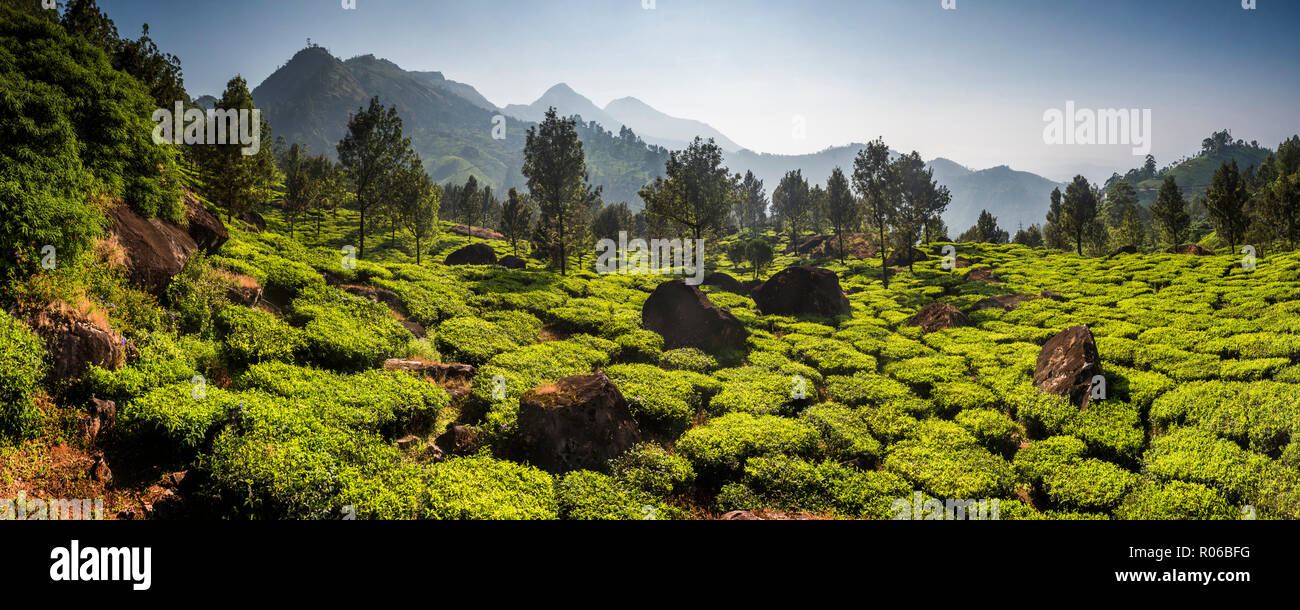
422, 454, 558, 520
660, 347, 719, 372
605, 363, 701, 436
883, 419, 1015, 499
292, 286, 413, 371
1041, 459, 1139, 511
675, 412, 821, 479
708, 367, 807, 416
82, 332, 216, 402
609, 443, 696, 497
0, 311, 47, 441
1115, 480, 1238, 520
435, 316, 519, 366
718, 455, 910, 519
556, 470, 682, 520
954, 408, 1021, 458
214, 306, 301, 366
613, 329, 664, 362
799, 403, 883, 464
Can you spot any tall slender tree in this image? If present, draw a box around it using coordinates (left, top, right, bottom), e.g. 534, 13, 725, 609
522, 108, 587, 274
824, 167, 858, 263
1061, 175, 1099, 255
1151, 175, 1190, 247
852, 137, 896, 287
641, 137, 732, 243
337, 96, 411, 258
772, 169, 811, 247
1206, 159, 1250, 253
396, 156, 439, 265
500, 187, 534, 256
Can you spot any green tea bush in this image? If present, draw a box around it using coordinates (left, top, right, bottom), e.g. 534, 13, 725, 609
783, 334, 877, 375
825, 371, 932, 414
118, 382, 234, 451
214, 306, 301, 366
609, 443, 696, 497
799, 403, 882, 464
0, 312, 47, 441
932, 381, 999, 415
883, 419, 1015, 499
718, 455, 911, 519
709, 367, 806, 416
82, 332, 216, 402
676, 412, 821, 479
422, 454, 558, 520
291, 287, 414, 371
556, 470, 682, 520
954, 408, 1021, 458
1151, 380, 1300, 454
1013, 435, 1089, 485
1115, 480, 1237, 520
613, 330, 664, 363
260, 256, 326, 299
435, 317, 520, 366
606, 363, 700, 435
660, 347, 720, 372
472, 340, 612, 435
1041, 459, 1139, 511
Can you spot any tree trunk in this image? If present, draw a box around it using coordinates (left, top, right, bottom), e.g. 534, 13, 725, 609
359, 208, 367, 258
879, 226, 889, 289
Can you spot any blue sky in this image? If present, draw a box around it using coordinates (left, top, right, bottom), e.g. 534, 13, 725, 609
99, 0, 1299, 181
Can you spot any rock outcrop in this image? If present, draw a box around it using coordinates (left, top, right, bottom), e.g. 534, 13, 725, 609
642, 279, 748, 356
516, 372, 641, 473
1033, 325, 1102, 409
750, 266, 852, 317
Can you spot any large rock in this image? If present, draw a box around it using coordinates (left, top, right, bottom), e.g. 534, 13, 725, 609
885, 247, 928, 266
1033, 325, 1102, 409
183, 190, 228, 253
444, 242, 497, 265
516, 372, 641, 473
751, 266, 852, 317
382, 359, 476, 383
33, 309, 125, 381
81, 398, 116, 445
108, 204, 200, 295
1166, 244, 1213, 256
642, 279, 748, 356
702, 271, 744, 295
435, 423, 480, 456
240, 210, 267, 232
907, 302, 971, 332
785, 234, 831, 255
499, 254, 527, 269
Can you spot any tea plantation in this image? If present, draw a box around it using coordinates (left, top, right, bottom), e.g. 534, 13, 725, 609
7, 203, 1294, 520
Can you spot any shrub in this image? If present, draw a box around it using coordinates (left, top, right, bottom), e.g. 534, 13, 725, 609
292, 287, 413, 371
215, 306, 301, 366
660, 347, 719, 372
675, 412, 821, 479
799, 403, 883, 464
82, 332, 216, 402
422, 454, 558, 520
954, 408, 1021, 458
932, 381, 999, 415
1041, 459, 1139, 511
1115, 480, 1238, 520
118, 382, 233, 451
709, 367, 808, 416
0, 312, 47, 441
556, 470, 682, 520
613, 329, 664, 363
883, 419, 1015, 499
783, 334, 877, 375
1013, 435, 1088, 485
605, 363, 700, 436
609, 443, 696, 497
1151, 380, 1300, 454
435, 317, 519, 366
720, 455, 911, 519
825, 371, 931, 414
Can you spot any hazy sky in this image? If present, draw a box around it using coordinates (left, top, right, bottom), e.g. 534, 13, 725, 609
100, 0, 1299, 182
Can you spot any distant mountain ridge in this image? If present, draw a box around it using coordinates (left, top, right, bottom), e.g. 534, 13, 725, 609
248, 46, 1065, 228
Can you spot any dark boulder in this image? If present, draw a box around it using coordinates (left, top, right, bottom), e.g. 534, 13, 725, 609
516, 372, 641, 473
444, 242, 497, 265
785, 234, 831, 255
33, 309, 125, 381
1033, 325, 1102, 409
499, 254, 527, 269
435, 423, 480, 456
240, 210, 266, 232
739, 279, 764, 294
885, 247, 928, 267
642, 279, 748, 356
907, 302, 971, 333
1166, 244, 1213, 256
702, 271, 744, 294
108, 204, 200, 295
81, 398, 116, 445
183, 190, 228, 253
751, 266, 851, 317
